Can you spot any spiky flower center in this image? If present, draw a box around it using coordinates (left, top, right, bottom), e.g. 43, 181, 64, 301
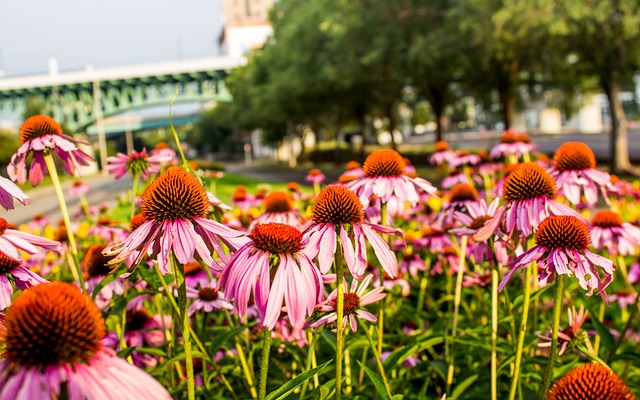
338, 175, 358, 184
130, 213, 147, 231
126, 308, 151, 332
251, 223, 303, 254
545, 363, 634, 400
449, 184, 479, 203
2, 282, 105, 367
184, 261, 203, 276
592, 211, 623, 228
83, 244, 116, 277
308, 168, 322, 176
155, 141, 169, 150
19, 115, 63, 143
363, 149, 406, 177
97, 217, 112, 226
500, 132, 518, 144
503, 163, 556, 202
535, 216, 590, 250
434, 141, 450, 152
287, 182, 301, 192
345, 161, 361, 170
264, 191, 294, 213
126, 151, 150, 176
470, 215, 492, 230
72, 180, 84, 188
142, 166, 209, 222
554, 142, 596, 171
198, 287, 219, 302
0, 218, 8, 235
312, 186, 364, 225
0, 250, 21, 275
343, 293, 360, 315
517, 134, 531, 143
232, 190, 248, 202
443, 246, 458, 257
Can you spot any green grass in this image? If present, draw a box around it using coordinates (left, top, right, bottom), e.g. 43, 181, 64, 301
212, 173, 309, 204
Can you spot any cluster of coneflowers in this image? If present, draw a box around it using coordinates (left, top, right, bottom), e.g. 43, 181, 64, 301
0, 115, 638, 399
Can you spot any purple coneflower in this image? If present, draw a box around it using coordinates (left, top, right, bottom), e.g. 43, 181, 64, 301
475, 162, 584, 243
449, 150, 481, 169
122, 307, 171, 368
105, 166, 248, 274
82, 244, 123, 310
348, 149, 437, 208
249, 191, 306, 231
219, 222, 323, 329
68, 179, 90, 197
548, 142, 614, 207
0, 218, 61, 261
0, 250, 47, 309
0, 175, 29, 210
590, 210, 640, 256
339, 161, 365, 182
305, 168, 326, 185
429, 141, 457, 166
399, 252, 426, 278
437, 183, 480, 226
187, 278, 233, 315
311, 274, 385, 332
490, 130, 534, 160
500, 216, 614, 300
609, 289, 637, 310
150, 141, 178, 166
0, 282, 171, 399
7, 115, 93, 186
538, 305, 589, 356
88, 217, 128, 243
105, 148, 167, 180
302, 185, 402, 279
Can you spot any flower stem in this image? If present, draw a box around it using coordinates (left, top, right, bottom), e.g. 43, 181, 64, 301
507, 262, 532, 400
169, 89, 189, 168
541, 275, 565, 396
42, 151, 84, 290
299, 331, 317, 399
377, 202, 388, 356
258, 327, 272, 400
130, 171, 141, 221
446, 235, 468, 394
491, 267, 499, 400
173, 256, 195, 400
358, 318, 393, 397
335, 242, 345, 400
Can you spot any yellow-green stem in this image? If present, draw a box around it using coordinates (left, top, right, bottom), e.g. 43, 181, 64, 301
258, 327, 272, 400
173, 256, 195, 400
491, 267, 499, 400
222, 310, 258, 398
335, 240, 345, 400
130, 171, 141, 221
299, 331, 318, 399
507, 262, 532, 400
169, 89, 189, 168
541, 276, 565, 396
43, 151, 84, 290
446, 235, 468, 394
359, 318, 393, 397
377, 202, 388, 356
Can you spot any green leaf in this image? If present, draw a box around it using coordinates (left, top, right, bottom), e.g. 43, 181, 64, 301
357, 361, 389, 400
208, 325, 248, 353
265, 359, 333, 400
589, 309, 615, 356
611, 352, 640, 364
383, 336, 444, 370
91, 273, 116, 300
450, 374, 478, 399
511, 284, 552, 312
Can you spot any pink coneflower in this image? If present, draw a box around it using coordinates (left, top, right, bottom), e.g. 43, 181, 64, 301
438, 183, 480, 226
629, 258, 640, 285
432, 246, 461, 275
463, 270, 493, 287
123, 307, 171, 368
538, 305, 589, 356
545, 363, 633, 400
590, 211, 640, 256
418, 225, 452, 254
0, 250, 48, 309
183, 260, 209, 288
548, 142, 614, 207
219, 223, 323, 330
441, 168, 472, 189
186, 278, 233, 315
429, 141, 457, 166
0, 218, 61, 261
68, 179, 90, 197
311, 274, 385, 332
302, 185, 403, 279
305, 168, 326, 185
339, 161, 365, 182
373, 270, 411, 297
231, 186, 254, 211
105, 148, 167, 180
399, 252, 426, 278
26, 213, 49, 231
82, 244, 123, 310
0, 282, 171, 399
475, 162, 584, 243
0, 175, 29, 210
150, 141, 178, 166
500, 216, 614, 300
249, 191, 306, 231
449, 150, 481, 169
7, 115, 94, 186
347, 149, 438, 208
609, 290, 637, 310
88, 217, 128, 243
490, 130, 534, 160
105, 167, 248, 274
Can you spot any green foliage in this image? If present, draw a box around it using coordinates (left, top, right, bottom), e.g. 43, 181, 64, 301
0, 130, 20, 169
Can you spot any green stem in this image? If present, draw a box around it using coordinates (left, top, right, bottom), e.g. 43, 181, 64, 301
173, 256, 195, 400
541, 275, 565, 396
377, 202, 388, 357
507, 262, 532, 400
223, 310, 258, 398
335, 240, 345, 400
359, 319, 393, 397
42, 151, 84, 290
169, 89, 189, 168
259, 327, 272, 400
446, 235, 468, 394
299, 331, 317, 399
491, 267, 499, 400
130, 171, 141, 221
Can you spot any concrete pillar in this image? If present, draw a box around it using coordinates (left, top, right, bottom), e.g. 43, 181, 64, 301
540, 108, 562, 134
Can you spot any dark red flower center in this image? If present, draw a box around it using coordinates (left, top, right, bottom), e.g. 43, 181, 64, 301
308, 168, 323, 176
345, 161, 361, 170
449, 184, 479, 203
184, 261, 203, 276
312, 186, 364, 225
363, 149, 406, 177
470, 215, 492, 230
250, 223, 303, 254
591, 211, 623, 228
500, 132, 518, 144
554, 142, 597, 171
343, 292, 360, 315
83, 244, 116, 278
0, 218, 8, 235
198, 288, 219, 302
19, 115, 63, 143
264, 191, 294, 213
142, 166, 209, 222
434, 141, 450, 152
0, 250, 21, 275
126, 308, 151, 332
535, 216, 591, 250
1, 282, 105, 367
130, 213, 147, 231
503, 163, 557, 201
545, 363, 634, 400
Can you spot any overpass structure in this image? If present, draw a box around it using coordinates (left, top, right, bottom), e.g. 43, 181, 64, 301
0, 56, 244, 166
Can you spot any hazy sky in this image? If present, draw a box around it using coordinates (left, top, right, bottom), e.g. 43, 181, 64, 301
0, 0, 222, 77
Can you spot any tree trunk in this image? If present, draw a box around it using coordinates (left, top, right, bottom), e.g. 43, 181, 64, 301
603, 81, 635, 174
499, 90, 515, 130
424, 84, 446, 142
